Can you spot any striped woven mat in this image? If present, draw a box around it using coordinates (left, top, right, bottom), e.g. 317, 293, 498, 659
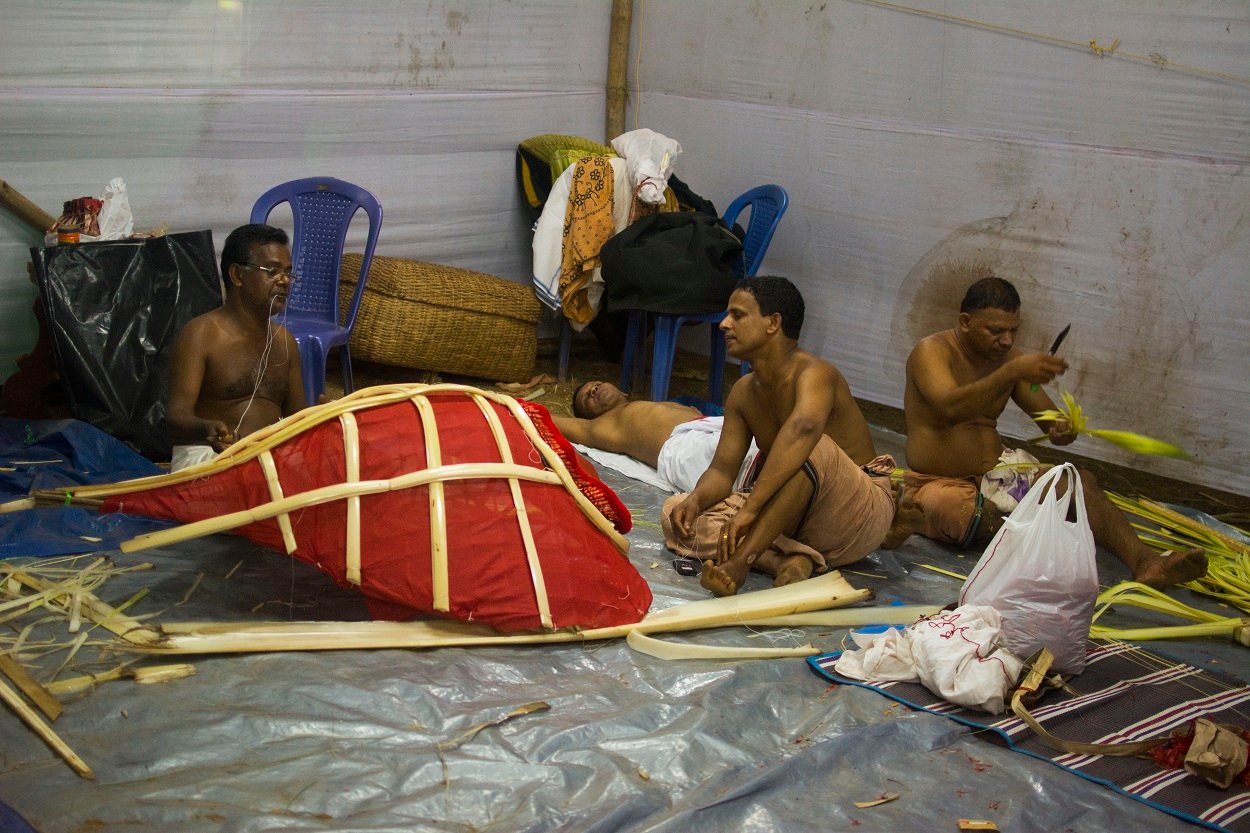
809, 641, 1250, 832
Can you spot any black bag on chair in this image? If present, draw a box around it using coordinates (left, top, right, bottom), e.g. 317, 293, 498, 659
600, 211, 743, 315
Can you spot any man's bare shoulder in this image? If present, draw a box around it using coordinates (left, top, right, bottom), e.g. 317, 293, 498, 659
907, 329, 959, 369
180, 306, 233, 337
912, 329, 956, 355
793, 349, 845, 385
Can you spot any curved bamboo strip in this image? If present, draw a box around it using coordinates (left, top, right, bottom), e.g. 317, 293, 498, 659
339, 412, 362, 585
119, 463, 566, 554
409, 393, 450, 612
257, 450, 297, 554
471, 394, 553, 630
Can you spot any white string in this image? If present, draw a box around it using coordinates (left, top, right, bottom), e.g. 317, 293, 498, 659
231, 295, 286, 439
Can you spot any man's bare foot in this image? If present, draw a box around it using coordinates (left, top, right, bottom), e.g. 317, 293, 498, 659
772, 555, 813, 587
1131, 547, 1206, 589
701, 557, 749, 597
881, 484, 925, 550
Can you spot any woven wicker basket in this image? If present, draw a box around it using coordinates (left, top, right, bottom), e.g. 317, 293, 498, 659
339, 254, 540, 383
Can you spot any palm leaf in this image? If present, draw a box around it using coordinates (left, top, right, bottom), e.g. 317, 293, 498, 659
1031, 390, 1187, 459
1087, 429, 1188, 459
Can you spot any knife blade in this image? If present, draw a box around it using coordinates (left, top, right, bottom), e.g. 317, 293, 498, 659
1047, 323, 1072, 356
1031, 324, 1071, 391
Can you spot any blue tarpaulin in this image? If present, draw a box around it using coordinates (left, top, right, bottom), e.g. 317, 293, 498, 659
0, 418, 172, 558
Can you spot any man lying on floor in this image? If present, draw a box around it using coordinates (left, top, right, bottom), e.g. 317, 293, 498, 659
551, 380, 759, 493
659, 276, 922, 597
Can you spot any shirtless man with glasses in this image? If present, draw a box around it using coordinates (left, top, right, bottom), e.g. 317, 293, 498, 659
166, 223, 305, 468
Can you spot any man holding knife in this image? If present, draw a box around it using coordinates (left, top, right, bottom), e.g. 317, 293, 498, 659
901, 276, 1205, 589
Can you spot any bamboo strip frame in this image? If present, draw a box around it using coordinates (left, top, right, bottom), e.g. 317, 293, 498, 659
339, 413, 362, 584
84, 385, 630, 629
258, 450, 298, 554
9, 384, 628, 553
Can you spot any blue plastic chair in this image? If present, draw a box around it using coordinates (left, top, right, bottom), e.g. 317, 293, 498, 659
250, 177, 382, 405
619, 184, 788, 404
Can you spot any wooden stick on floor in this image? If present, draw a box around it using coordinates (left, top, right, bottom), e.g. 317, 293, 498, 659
0, 677, 93, 779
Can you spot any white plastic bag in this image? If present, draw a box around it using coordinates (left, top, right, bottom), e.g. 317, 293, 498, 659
610, 128, 682, 205
959, 463, 1097, 674
95, 177, 134, 240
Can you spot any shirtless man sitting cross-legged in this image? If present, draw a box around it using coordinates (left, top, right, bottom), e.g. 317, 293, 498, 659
903, 275, 1205, 589
165, 223, 306, 470
662, 276, 923, 597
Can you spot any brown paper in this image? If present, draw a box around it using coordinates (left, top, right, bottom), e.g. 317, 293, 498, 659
1183, 718, 1249, 789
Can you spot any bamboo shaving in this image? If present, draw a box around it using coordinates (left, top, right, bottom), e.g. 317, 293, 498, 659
626, 630, 817, 660
176, 573, 205, 607
132, 664, 196, 685
853, 792, 900, 808
436, 701, 550, 753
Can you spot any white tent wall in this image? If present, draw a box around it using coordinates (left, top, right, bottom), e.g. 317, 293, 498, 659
1, 1, 1246, 497
630, 0, 1249, 496
0, 0, 613, 388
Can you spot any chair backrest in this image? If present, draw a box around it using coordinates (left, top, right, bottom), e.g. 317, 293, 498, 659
721, 184, 789, 279
249, 177, 383, 329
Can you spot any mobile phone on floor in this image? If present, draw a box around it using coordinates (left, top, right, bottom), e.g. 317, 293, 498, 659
673, 558, 700, 576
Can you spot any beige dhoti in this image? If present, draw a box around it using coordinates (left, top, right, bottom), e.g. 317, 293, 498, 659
660, 436, 896, 571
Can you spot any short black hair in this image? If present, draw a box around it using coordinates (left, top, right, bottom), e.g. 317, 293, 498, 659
960, 276, 1020, 314
736, 276, 804, 340
571, 380, 595, 419
220, 224, 289, 290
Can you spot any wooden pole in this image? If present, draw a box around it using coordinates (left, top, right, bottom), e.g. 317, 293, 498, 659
605, 0, 633, 142
0, 178, 55, 235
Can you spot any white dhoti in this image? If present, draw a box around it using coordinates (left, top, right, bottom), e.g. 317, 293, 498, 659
656, 417, 759, 494
171, 444, 218, 472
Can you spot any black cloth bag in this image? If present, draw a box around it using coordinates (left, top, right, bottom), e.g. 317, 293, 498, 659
30, 231, 223, 460
600, 211, 743, 315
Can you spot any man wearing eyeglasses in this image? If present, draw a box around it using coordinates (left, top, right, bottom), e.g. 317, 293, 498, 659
166, 223, 306, 470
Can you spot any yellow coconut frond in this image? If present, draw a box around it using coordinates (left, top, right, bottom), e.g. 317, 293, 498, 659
1031, 391, 1186, 459
1086, 429, 1188, 459
1108, 491, 1250, 614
